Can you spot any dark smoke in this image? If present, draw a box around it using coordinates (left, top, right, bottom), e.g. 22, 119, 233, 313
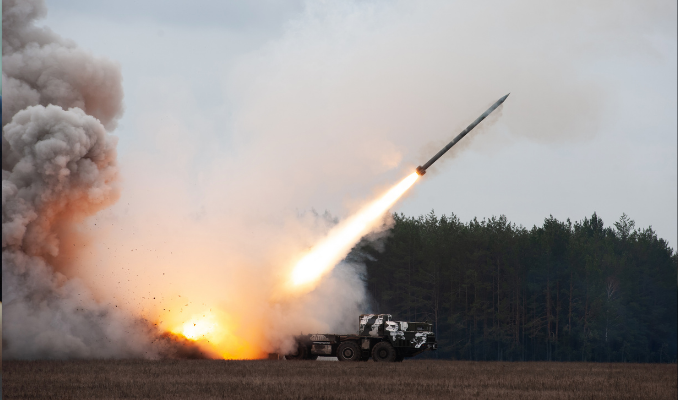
2, 0, 205, 359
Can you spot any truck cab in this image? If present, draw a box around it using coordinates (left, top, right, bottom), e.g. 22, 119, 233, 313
355, 314, 436, 361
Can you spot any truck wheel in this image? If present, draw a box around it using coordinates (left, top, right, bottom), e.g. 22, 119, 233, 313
337, 341, 361, 362
372, 342, 396, 362
285, 344, 308, 360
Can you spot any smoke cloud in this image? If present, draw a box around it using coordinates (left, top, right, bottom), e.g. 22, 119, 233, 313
2, 0, 203, 359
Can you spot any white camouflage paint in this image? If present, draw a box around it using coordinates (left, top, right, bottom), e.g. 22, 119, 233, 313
411, 332, 430, 348
358, 314, 375, 334
385, 321, 406, 341
369, 315, 384, 337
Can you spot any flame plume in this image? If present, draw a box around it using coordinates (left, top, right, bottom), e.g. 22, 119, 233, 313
288, 172, 419, 293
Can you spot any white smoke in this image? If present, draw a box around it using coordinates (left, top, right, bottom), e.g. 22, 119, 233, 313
1, 0, 197, 359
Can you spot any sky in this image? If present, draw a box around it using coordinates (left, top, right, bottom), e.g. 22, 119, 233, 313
41, 0, 677, 250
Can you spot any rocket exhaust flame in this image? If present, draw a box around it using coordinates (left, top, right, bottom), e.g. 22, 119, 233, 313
288, 172, 419, 291
174, 312, 220, 342
167, 309, 261, 359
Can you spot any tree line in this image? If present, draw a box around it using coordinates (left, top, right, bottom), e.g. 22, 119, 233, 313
353, 212, 677, 362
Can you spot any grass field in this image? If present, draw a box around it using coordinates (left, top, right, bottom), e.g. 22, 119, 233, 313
2, 359, 676, 399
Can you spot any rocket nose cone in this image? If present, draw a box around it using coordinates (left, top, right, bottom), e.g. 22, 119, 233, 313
494, 93, 510, 106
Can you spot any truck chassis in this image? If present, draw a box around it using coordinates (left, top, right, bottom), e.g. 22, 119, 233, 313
285, 314, 437, 362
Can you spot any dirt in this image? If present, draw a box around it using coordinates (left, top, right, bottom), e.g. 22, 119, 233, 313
2, 359, 676, 399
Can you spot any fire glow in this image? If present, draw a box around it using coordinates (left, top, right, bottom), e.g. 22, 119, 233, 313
289, 172, 419, 291
169, 310, 262, 359
174, 311, 220, 342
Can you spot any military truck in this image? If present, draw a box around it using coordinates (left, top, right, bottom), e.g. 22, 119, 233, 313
284, 314, 436, 362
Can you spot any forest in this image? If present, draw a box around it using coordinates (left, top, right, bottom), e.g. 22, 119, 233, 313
353, 212, 677, 363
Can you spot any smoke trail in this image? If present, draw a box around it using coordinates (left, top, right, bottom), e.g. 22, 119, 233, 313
1, 0, 203, 359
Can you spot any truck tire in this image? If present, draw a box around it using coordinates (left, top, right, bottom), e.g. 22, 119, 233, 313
372, 342, 396, 362
285, 344, 309, 360
337, 341, 361, 362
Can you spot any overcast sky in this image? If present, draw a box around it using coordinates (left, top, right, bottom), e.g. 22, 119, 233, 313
42, 0, 677, 249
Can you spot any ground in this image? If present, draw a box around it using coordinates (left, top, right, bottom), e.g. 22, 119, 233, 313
2, 359, 676, 399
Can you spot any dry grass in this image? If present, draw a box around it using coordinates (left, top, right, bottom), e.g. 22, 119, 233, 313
2, 359, 676, 400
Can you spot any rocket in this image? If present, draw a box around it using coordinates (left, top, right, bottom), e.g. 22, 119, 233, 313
415, 93, 510, 176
